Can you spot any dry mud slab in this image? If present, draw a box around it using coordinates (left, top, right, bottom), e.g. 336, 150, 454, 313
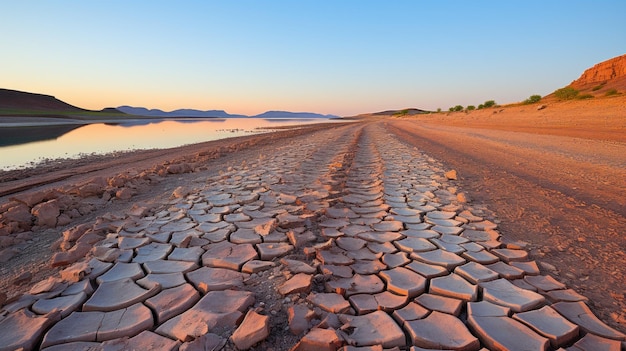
0, 120, 625, 350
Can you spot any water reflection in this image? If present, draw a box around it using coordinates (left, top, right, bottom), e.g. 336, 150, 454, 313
0, 118, 342, 170
0, 124, 82, 147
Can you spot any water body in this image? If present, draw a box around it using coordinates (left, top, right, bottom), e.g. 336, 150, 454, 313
0, 118, 344, 170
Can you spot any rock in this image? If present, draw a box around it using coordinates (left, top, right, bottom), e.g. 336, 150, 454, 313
537, 104, 547, 110
167, 163, 192, 174
457, 192, 470, 203
31, 200, 60, 227
116, 188, 134, 200
230, 310, 270, 349
571, 54, 626, 87
3, 203, 33, 225
172, 186, 191, 198
445, 170, 458, 180
77, 177, 107, 197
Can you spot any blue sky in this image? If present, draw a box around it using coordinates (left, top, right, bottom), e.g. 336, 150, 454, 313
1, 1, 624, 116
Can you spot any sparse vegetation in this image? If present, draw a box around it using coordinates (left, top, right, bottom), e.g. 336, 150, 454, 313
454, 105, 464, 112
436, 108, 442, 113
466, 105, 476, 111
605, 89, 619, 96
591, 82, 607, 91
523, 94, 542, 104
477, 104, 485, 110
577, 94, 594, 100
554, 86, 580, 100
393, 109, 410, 117
448, 107, 454, 112
483, 100, 496, 108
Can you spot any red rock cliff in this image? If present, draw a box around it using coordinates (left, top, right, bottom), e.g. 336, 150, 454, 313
571, 54, 626, 87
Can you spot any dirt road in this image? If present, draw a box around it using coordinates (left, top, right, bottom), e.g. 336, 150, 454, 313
385, 119, 626, 331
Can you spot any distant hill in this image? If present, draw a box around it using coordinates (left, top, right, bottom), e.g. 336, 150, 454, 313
116, 106, 247, 118
251, 111, 340, 119
0, 88, 87, 112
371, 108, 430, 116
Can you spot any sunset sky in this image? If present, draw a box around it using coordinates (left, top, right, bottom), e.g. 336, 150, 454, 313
2, 1, 624, 116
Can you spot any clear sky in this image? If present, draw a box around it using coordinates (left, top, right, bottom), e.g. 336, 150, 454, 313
1, 1, 624, 116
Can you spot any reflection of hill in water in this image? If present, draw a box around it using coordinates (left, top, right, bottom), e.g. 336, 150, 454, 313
0, 124, 84, 147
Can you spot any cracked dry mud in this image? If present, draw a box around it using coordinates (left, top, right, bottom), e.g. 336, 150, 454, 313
1, 122, 625, 351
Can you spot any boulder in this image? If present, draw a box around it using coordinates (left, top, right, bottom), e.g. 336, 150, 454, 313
31, 200, 60, 227
4, 203, 33, 225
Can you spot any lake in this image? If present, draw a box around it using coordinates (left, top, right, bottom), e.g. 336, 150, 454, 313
0, 118, 346, 170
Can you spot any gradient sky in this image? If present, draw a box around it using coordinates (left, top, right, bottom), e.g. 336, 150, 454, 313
2, 1, 624, 116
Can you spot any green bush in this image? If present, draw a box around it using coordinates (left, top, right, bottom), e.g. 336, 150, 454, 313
523, 95, 542, 104
466, 105, 476, 111
437, 108, 442, 113
554, 86, 579, 100
605, 89, 619, 96
454, 105, 464, 112
477, 104, 484, 110
592, 82, 607, 91
483, 100, 496, 108
449, 107, 454, 112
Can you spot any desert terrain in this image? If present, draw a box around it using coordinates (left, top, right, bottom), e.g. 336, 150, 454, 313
0, 57, 625, 349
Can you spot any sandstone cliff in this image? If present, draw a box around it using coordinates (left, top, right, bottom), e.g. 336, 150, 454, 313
571, 54, 626, 88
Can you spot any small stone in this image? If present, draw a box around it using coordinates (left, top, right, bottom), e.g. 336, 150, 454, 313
445, 170, 458, 180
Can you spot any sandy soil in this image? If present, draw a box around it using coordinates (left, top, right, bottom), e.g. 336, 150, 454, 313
383, 95, 626, 332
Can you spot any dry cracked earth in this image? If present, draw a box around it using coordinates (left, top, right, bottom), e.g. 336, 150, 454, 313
1, 121, 625, 351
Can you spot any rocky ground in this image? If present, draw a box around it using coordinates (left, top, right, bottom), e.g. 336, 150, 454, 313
0, 112, 625, 350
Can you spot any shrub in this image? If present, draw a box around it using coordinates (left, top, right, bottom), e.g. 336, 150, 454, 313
477, 104, 485, 110
449, 107, 454, 112
466, 105, 476, 111
592, 82, 607, 91
554, 86, 579, 100
483, 100, 496, 108
577, 94, 594, 100
454, 105, 464, 112
523, 94, 542, 104
605, 89, 619, 96
437, 108, 442, 113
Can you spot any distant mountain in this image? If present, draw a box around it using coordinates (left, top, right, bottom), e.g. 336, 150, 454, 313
251, 111, 340, 119
0, 88, 87, 112
118, 106, 340, 119
117, 106, 247, 118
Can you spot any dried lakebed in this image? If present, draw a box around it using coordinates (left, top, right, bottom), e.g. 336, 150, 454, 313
0, 122, 624, 350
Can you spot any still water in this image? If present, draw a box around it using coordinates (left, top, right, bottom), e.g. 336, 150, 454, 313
0, 118, 343, 170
